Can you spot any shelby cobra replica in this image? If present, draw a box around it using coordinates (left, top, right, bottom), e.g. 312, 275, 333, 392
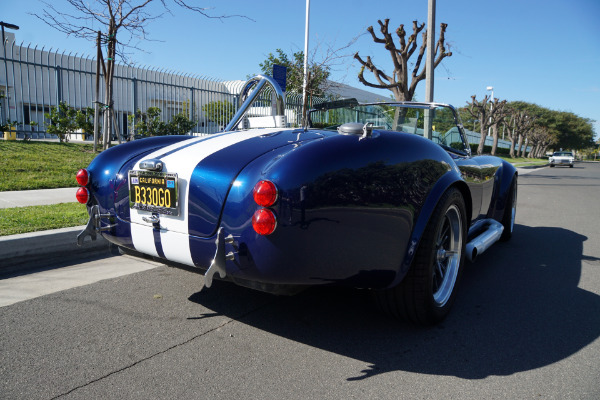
76, 75, 517, 325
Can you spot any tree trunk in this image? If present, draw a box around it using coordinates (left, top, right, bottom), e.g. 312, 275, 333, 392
102, 24, 116, 150
491, 123, 499, 156
516, 134, 524, 157
528, 143, 538, 158
392, 107, 409, 131
103, 83, 111, 149
508, 122, 516, 158
477, 116, 487, 155
509, 136, 516, 158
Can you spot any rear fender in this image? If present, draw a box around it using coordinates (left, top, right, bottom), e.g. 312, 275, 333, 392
490, 160, 518, 221
221, 132, 466, 288
390, 169, 470, 288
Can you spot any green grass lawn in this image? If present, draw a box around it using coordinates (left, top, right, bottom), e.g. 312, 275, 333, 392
497, 155, 548, 167
0, 203, 89, 236
0, 141, 97, 191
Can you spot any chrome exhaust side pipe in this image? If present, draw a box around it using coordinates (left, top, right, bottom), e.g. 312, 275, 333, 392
466, 219, 504, 262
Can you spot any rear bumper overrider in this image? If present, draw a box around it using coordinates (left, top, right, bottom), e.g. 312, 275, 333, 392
77, 205, 115, 246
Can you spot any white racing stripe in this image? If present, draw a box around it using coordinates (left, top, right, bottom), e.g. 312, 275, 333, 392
129, 129, 283, 266
130, 222, 159, 257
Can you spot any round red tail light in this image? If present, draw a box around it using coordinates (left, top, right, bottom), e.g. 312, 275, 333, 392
253, 180, 278, 207
252, 208, 277, 235
76, 187, 90, 204
76, 169, 89, 186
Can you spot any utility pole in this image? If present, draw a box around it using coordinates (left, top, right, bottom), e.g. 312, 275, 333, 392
424, 0, 436, 139
425, 0, 435, 103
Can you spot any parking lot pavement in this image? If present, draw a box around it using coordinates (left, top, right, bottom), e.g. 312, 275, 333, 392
0, 187, 76, 208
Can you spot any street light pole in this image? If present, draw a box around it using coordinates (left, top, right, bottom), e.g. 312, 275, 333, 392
302, 0, 310, 127
486, 86, 494, 137
1, 21, 20, 125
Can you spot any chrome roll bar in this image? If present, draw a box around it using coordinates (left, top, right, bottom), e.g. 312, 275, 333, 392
224, 75, 286, 131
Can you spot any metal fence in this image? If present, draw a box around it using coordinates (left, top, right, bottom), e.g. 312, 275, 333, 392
441, 127, 517, 150
2, 40, 518, 151
0, 41, 322, 140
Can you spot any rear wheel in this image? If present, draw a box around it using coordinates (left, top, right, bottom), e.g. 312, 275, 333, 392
500, 177, 517, 241
375, 188, 467, 325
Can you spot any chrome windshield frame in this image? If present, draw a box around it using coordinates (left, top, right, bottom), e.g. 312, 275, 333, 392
309, 101, 472, 156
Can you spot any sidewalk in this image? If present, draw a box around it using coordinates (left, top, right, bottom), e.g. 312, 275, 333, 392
0, 187, 76, 208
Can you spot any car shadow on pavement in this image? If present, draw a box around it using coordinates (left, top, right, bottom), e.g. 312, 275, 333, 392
188, 224, 600, 381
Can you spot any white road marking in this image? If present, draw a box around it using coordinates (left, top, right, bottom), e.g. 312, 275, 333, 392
517, 166, 546, 175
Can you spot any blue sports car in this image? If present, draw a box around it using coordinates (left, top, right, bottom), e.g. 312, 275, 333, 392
76, 75, 517, 325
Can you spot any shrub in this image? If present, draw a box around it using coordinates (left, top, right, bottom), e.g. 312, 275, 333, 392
128, 107, 196, 137
44, 102, 78, 142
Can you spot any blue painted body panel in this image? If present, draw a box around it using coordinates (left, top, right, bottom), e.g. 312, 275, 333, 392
186, 130, 325, 237
84, 128, 516, 291
219, 131, 453, 287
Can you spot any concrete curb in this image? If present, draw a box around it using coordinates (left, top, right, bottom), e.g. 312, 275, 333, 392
0, 226, 109, 276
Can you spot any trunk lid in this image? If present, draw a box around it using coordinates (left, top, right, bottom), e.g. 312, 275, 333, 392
116, 129, 324, 237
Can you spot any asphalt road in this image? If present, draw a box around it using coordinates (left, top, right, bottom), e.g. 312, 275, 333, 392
1, 163, 599, 399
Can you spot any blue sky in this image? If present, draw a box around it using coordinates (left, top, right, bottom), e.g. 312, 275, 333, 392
3, 0, 600, 138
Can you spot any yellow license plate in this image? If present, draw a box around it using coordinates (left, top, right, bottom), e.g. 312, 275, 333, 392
129, 170, 179, 216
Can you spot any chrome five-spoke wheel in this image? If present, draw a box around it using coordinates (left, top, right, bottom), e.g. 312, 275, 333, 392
375, 187, 467, 325
432, 204, 463, 307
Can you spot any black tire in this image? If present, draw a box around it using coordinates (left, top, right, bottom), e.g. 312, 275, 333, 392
569, 164, 574, 168
549, 164, 555, 167
375, 187, 467, 325
500, 176, 517, 242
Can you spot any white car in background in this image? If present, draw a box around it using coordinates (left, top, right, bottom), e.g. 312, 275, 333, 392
549, 151, 574, 168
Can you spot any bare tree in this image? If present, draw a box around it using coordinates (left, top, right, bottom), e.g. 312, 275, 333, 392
488, 100, 508, 155
354, 19, 452, 102
527, 126, 556, 158
465, 95, 507, 155
33, 0, 247, 150
506, 111, 535, 158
